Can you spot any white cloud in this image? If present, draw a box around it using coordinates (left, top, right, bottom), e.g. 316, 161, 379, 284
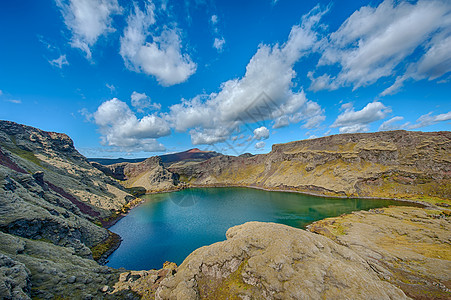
273, 115, 289, 129
313, 0, 451, 92
213, 37, 225, 52
211, 15, 218, 24
253, 126, 270, 140
93, 98, 169, 152
56, 0, 121, 59
130, 91, 161, 112
255, 141, 266, 149
106, 83, 115, 92
408, 111, 451, 129
307, 72, 337, 92
167, 6, 326, 145
120, 2, 196, 86
379, 116, 406, 131
189, 127, 230, 145
331, 101, 391, 133
338, 124, 369, 134
5, 99, 21, 104
382, 34, 451, 95
79, 107, 93, 121
49, 54, 69, 68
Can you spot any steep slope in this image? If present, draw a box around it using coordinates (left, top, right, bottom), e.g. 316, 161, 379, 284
171, 131, 451, 202
0, 120, 136, 299
94, 156, 180, 193
91, 148, 222, 193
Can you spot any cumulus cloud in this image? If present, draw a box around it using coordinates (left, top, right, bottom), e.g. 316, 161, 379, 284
93, 98, 169, 151
253, 126, 270, 140
312, 0, 451, 92
255, 141, 266, 149
211, 15, 218, 24
130, 91, 161, 112
167, 6, 326, 145
379, 116, 406, 131
213, 37, 225, 52
56, 0, 121, 59
49, 54, 69, 68
331, 101, 391, 133
408, 111, 451, 129
120, 1, 196, 86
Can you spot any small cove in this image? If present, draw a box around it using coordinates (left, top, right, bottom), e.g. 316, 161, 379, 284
107, 187, 414, 270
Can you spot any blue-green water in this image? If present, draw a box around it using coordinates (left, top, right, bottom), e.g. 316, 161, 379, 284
107, 187, 410, 270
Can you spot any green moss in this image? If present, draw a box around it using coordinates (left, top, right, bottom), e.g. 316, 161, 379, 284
36, 237, 53, 244
12, 147, 43, 167
197, 260, 258, 299
125, 186, 146, 197
90, 231, 121, 261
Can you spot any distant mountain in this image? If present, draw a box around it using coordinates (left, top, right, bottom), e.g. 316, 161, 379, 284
88, 148, 222, 167
88, 157, 147, 165
90, 148, 222, 192
159, 148, 222, 167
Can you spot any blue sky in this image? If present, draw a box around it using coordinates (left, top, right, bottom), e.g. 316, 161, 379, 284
0, 0, 450, 158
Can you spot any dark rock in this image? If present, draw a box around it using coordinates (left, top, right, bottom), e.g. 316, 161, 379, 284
67, 276, 76, 284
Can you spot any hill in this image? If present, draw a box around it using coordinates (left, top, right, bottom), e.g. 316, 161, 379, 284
170, 130, 450, 202
0, 120, 136, 298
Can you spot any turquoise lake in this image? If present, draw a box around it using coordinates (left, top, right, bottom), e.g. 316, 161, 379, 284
107, 187, 410, 270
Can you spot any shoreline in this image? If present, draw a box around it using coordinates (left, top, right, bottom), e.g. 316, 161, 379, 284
99, 183, 441, 265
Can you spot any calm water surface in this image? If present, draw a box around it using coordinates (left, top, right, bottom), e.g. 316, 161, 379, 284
107, 187, 409, 270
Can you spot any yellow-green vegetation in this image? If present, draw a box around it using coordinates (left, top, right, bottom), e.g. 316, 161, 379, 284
309, 206, 451, 299
90, 231, 121, 261
216, 163, 265, 184
125, 186, 146, 197
11, 147, 43, 167
197, 260, 257, 300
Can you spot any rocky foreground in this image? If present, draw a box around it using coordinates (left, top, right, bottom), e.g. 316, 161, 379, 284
0, 120, 450, 299
108, 211, 450, 299
309, 206, 451, 299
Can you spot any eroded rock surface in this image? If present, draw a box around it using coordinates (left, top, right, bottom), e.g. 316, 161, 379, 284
0, 121, 134, 298
95, 157, 180, 192
0, 253, 31, 300
172, 131, 451, 201
155, 222, 409, 299
309, 206, 451, 299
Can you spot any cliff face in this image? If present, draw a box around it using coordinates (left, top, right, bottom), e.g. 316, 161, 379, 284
95, 156, 180, 192
171, 131, 451, 202
0, 121, 135, 299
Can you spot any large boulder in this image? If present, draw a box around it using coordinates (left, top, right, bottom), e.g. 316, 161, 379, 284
156, 222, 409, 299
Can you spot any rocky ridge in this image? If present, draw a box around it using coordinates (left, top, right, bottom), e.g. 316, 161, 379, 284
94, 156, 180, 192
170, 130, 451, 202
0, 120, 136, 299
